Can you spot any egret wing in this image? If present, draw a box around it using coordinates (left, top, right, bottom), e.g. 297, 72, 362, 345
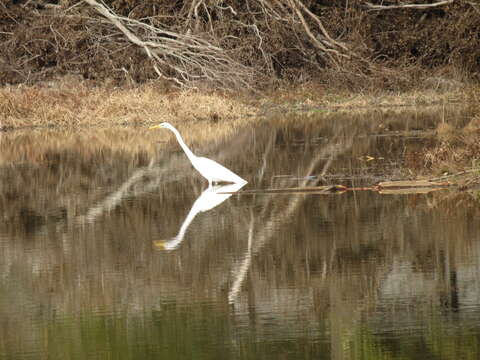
196, 157, 246, 183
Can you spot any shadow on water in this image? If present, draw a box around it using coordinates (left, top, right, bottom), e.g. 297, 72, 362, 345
0, 107, 480, 359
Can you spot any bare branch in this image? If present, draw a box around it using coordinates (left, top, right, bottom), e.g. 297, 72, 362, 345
292, 0, 350, 53
83, 0, 252, 88
365, 0, 455, 10
466, 1, 480, 13
287, 0, 341, 63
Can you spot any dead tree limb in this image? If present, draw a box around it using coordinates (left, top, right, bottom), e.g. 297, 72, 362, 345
285, 0, 354, 63
288, 0, 340, 63
83, 0, 252, 88
292, 0, 350, 53
466, 1, 480, 13
365, 0, 455, 10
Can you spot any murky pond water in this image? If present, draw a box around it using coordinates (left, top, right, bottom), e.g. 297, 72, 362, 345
1, 109, 480, 359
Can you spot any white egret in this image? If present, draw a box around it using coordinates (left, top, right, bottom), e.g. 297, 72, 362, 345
154, 182, 246, 251
150, 122, 247, 186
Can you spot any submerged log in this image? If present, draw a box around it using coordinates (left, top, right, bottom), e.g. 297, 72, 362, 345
378, 187, 446, 195
226, 178, 459, 196
222, 185, 347, 194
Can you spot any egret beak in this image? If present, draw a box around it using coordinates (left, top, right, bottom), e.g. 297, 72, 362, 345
153, 240, 167, 250
149, 125, 162, 130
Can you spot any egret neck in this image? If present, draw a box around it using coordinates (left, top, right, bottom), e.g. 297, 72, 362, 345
169, 126, 197, 163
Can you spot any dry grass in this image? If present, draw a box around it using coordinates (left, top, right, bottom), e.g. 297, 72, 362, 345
0, 77, 257, 130
1, 78, 478, 131
2, 78, 478, 123
420, 87, 480, 175
258, 81, 476, 115
423, 123, 480, 174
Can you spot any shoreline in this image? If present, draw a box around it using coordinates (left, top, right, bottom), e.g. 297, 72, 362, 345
1, 79, 477, 130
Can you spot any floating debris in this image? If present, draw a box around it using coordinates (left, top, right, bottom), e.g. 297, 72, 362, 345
376, 179, 451, 189
226, 171, 480, 195
222, 185, 347, 194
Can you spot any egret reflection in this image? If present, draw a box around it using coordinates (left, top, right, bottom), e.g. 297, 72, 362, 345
154, 182, 246, 251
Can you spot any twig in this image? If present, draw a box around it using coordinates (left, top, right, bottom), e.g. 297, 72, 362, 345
83, 0, 251, 88
293, 0, 350, 53
288, 0, 339, 64
466, 1, 480, 13
365, 0, 455, 10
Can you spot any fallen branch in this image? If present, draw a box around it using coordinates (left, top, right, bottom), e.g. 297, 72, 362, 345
83, 0, 252, 88
466, 1, 480, 13
292, 0, 350, 54
287, 0, 352, 63
365, 0, 455, 10
376, 179, 451, 188
222, 185, 346, 194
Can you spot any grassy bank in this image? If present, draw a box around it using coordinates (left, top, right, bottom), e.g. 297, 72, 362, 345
0, 78, 256, 129
1, 78, 478, 129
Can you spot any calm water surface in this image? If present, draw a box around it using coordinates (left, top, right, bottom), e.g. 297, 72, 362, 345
1, 110, 480, 359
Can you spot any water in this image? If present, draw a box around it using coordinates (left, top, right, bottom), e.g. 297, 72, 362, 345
1, 110, 480, 359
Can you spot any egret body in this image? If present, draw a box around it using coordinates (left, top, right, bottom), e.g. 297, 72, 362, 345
150, 122, 247, 186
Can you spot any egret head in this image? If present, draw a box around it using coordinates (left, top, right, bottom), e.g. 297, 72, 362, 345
153, 240, 167, 250
149, 122, 174, 131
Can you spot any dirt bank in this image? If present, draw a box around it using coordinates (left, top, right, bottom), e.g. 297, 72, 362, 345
1, 1, 479, 90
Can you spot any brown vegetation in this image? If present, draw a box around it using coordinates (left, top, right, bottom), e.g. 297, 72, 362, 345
1, 75, 477, 130
419, 91, 480, 175
0, 78, 256, 129
1, 0, 479, 90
